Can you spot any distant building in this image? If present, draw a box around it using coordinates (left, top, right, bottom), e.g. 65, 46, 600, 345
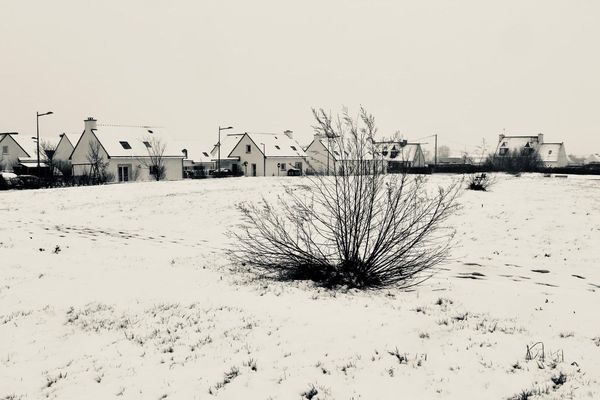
211, 130, 307, 176
70, 117, 184, 182
54, 133, 81, 163
495, 134, 568, 168
169, 141, 214, 177
584, 153, 600, 166
0, 133, 30, 172
305, 133, 382, 175
374, 140, 426, 171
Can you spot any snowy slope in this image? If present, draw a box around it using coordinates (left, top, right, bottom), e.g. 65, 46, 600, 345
1, 174, 599, 399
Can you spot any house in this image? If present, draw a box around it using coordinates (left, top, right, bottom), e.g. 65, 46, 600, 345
0, 132, 30, 172
211, 130, 307, 176
305, 133, 383, 174
437, 156, 474, 165
70, 117, 184, 182
495, 134, 568, 168
54, 133, 81, 163
169, 140, 214, 177
584, 153, 600, 166
374, 140, 426, 172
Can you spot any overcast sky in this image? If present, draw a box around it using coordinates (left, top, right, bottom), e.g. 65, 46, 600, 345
1, 0, 599, 155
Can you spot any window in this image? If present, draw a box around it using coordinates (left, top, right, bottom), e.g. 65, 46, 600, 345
202, 152, 209, 157
499, 148, 508, 156
119, 141, 132, 150
143, 141, 151, 149
246, 144, 251, 154
275, 145, 280, 150
290, 146, 297, 151
1, 146, 8, 155
280, 163, 286, 171
117, 164, 130, 182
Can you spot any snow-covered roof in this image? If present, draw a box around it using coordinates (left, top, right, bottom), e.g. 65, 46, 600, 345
585, 153, 600, 164
376, 142, 421, 162
58, 133, 81, 149
169, 140, 212, 163
210, 133, 245, 161
240, 133, 307, 158
92, 125, 183, 158
538, 143, 563, 163
497, 136, 540, 152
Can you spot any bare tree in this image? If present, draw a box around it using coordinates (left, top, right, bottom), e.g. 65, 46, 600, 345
230, 108, 462, 289
40, 140, 57, 184
87, 141, 111, 184
137, 136, 166, 181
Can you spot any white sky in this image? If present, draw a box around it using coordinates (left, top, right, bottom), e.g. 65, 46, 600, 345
1, 0, 599, 155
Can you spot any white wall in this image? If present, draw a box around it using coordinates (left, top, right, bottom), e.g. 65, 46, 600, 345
0, 135, 29, 171
54, 136, 75, 162
230, 135, 306, 176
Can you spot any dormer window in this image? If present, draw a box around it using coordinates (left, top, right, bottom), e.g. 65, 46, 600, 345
143, 141, 151, 149
120, 141, 132, 150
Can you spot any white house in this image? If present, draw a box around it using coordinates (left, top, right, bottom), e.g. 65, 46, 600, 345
169, 140, 214, 177
304, 133, 386, 175
584, 153, 600, 166
0, 133, 30, 172
70, 117, 184, 182
54, 133, 81, 163
374, 140, 426, 171
211, 131, 307, 176
495, 134, 568, 168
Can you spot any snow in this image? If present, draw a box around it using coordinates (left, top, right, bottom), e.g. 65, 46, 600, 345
1, 174, 599, 399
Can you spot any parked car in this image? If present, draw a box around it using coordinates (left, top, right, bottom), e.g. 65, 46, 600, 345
0, 172, 24, 190
287, 167, 302, 176
18, 175, 42, 189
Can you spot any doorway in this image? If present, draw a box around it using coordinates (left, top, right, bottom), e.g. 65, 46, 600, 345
251, 163, 257, 177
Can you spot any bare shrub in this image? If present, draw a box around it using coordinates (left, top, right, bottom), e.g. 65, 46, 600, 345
230, 107, 461, 289
137, 135, 167, 181
467, 173, 495, 191
87, 141, 112, 184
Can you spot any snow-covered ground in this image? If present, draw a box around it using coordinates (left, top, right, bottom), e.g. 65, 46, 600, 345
1, 174, 599, 399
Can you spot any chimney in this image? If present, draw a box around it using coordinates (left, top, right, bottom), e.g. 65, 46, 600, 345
537, 133, 544, 144
284, 130, 294, 139
84, 117, 97, 132
499, 133, 505, 142
182, 149, 188, 159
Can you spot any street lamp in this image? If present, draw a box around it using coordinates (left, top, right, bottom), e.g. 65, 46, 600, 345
36, 111, 53, 177
259, 142, 266, 176
217, 125, 233, 173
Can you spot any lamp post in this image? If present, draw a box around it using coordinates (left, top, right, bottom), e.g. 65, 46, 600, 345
217, 126, 233, 174
259, 142, 266, 176
36, 111, 53, 177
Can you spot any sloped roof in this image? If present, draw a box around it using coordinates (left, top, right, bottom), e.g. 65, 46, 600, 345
169, 140, 212, 163
1, 133, 32, 157
59, 133, 81, 149
93, 125, 183, 158
240, 133, 307, 158
585, 153, 600, 164
497, 136, 540, 152
538, 143, 563, 163
210, 133, 245, 161
377, 142, 421, 162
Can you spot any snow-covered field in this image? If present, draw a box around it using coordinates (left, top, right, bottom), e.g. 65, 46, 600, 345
1, 174, 599, 399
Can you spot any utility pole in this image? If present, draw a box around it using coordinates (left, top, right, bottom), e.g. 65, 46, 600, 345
434, 133, 438, 166
217, 125, 233, 174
